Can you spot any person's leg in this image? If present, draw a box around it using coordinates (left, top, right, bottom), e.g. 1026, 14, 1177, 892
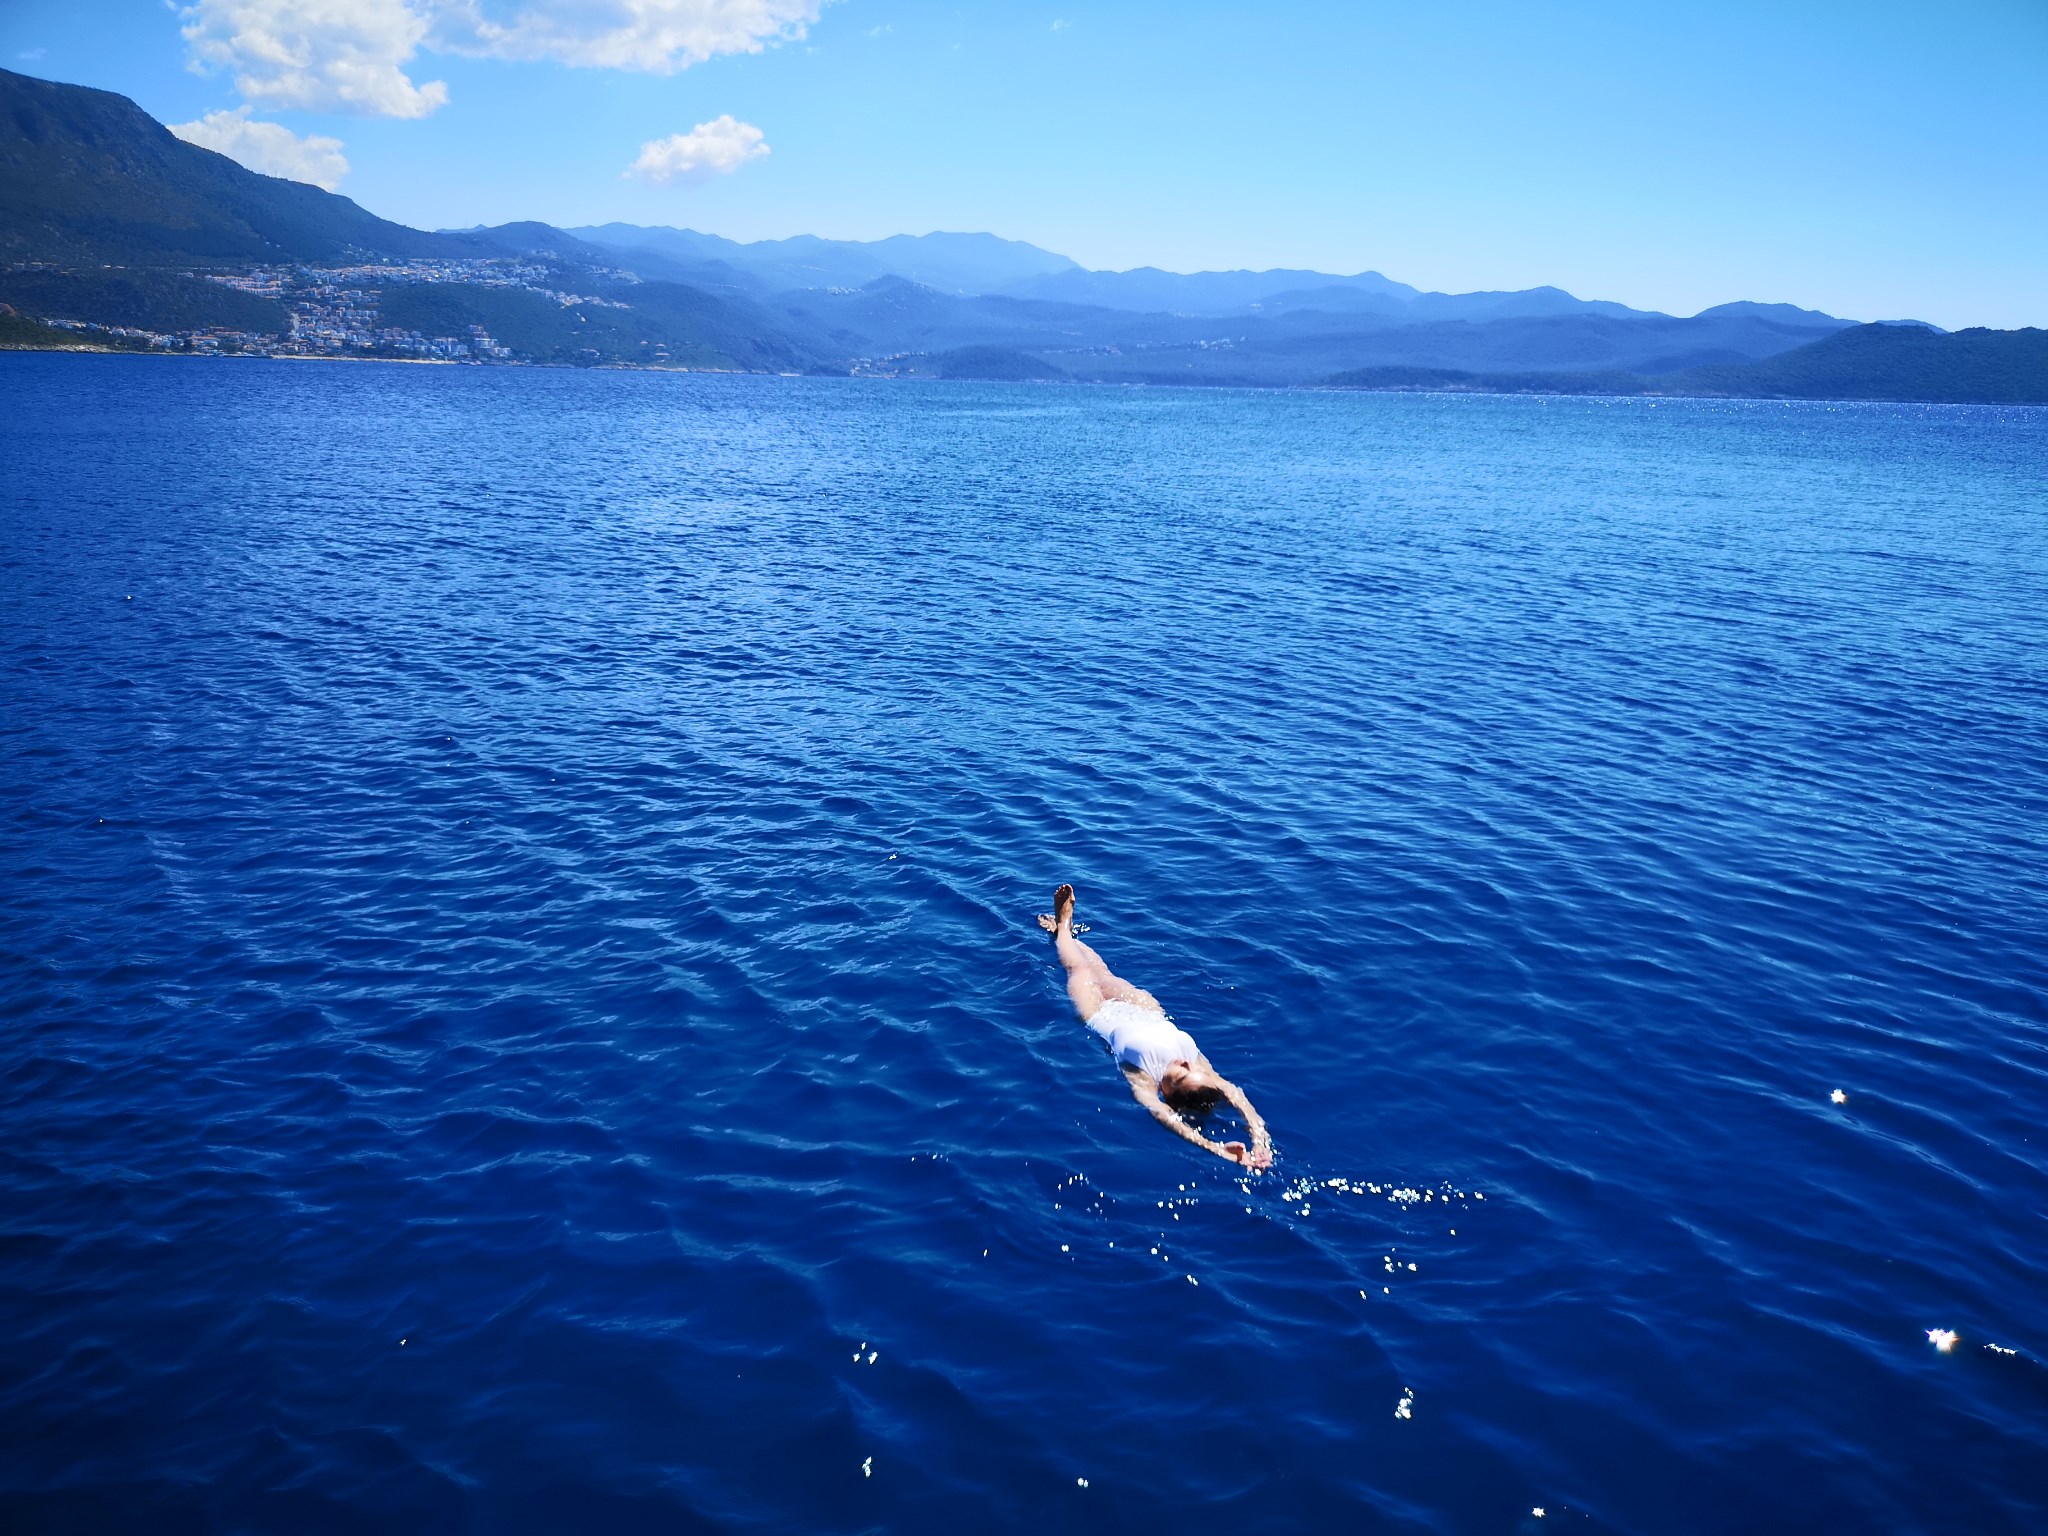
1042, 885, 1163, 1018
1045, 886, 1110, 1018
1060, 941, 1108, 1020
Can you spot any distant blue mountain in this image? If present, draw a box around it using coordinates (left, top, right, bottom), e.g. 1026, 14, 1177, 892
571, 234, 1710, 329
1697, 302, 1938, 334
993, 265, 1420, 313
1401, 286, 1666, 323
750, 275, 1870, 385
565, 225, 1078, 297
987, 271, 1858, 328
570, 228, 1851, 333
1693, 300, 1848, 328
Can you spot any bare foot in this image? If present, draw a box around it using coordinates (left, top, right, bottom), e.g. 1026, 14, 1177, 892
1037, 883, 1076, 934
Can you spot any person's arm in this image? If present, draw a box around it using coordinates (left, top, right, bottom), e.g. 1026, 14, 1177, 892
1125, 1068, 1258, 1167
1213, 1076, 1273, 1169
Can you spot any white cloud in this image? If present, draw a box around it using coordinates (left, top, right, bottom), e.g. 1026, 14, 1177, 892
171, 106, 352, 188
180, 0, 826, 119
449, 0, 825, 72
181, 0, 448, 117
628, 116, 769, 184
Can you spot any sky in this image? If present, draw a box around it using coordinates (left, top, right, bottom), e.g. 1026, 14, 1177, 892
4, 0, 2045, 328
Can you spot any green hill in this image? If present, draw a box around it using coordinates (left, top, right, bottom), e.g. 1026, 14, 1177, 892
0, 66, 461, 265
0, 268, 285, 332
0, 308, 147, 350
1673, 323, 2048, 403
1325, 326, 2048, 404
619, 281, 816, 370
932, 345, 1066, 380
377, 283, 818, 370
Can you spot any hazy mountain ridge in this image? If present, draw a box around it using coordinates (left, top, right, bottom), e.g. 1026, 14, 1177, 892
564, 224, 1080, 297
566, 227, 1710, 327
748, 275, 1858, 383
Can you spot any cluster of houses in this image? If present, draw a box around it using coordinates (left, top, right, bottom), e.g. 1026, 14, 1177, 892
43, 310, 515, 363
27, 257, 623, 360
21, 257, 686, 366
40, 317, 193, 350
206, 260, 556, 360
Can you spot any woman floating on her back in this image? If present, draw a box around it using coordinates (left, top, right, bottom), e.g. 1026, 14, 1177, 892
1040, 884, 1273, 1170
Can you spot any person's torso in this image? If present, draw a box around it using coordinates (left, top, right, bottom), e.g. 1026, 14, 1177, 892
1088, 999, 1200, 1080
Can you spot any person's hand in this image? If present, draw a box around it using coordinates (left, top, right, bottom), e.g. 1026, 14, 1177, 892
1247, 1143, 1273, 1171
1220, 1141, 1250, 1165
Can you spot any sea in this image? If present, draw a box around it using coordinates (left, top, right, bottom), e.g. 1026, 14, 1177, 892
3, 353, 2045, 1535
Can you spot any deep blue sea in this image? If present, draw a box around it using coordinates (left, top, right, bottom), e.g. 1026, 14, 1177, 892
3, 354, 2046, 1534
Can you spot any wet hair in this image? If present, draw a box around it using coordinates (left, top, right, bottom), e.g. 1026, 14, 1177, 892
1159, 1067, 1224, 1111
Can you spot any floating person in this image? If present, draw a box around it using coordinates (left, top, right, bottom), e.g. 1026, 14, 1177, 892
1040, 884, 1273, 1169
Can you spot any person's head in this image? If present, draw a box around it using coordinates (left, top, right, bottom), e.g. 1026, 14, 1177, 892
1157, 1059, 1223, 1110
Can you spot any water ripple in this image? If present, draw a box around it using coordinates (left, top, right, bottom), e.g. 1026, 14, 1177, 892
3, 358, 2046, 1532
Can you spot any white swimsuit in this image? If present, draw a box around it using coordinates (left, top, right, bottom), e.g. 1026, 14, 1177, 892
1088, 999, 1201, 1081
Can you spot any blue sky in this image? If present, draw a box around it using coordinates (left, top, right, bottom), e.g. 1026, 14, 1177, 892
5, 1, 2045, 327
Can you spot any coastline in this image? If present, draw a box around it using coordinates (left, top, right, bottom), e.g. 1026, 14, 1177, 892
3, 342, 2043, 409
0, 342, 471, 365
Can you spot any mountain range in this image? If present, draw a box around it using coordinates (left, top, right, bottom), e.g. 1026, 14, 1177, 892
2, 66, 2040, 402
558, 222, 1789, 329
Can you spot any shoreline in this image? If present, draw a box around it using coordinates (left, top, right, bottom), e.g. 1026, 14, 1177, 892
0, 343, 471, 365
0, 341, 2041, 408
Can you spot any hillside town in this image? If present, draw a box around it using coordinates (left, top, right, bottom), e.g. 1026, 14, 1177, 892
29, 256, 639, 362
